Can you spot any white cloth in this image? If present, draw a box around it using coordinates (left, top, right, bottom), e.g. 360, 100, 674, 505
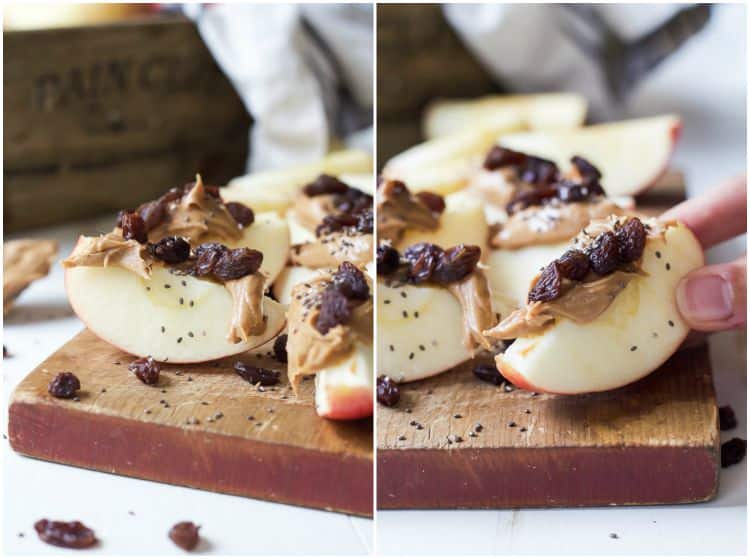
184, 3, 372, 173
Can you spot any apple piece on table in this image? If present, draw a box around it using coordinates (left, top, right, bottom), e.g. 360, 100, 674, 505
423, 92, 588, 139
499, 115, 681, 197
496, 222, 703, 394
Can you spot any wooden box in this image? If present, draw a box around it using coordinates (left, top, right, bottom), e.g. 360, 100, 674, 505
4, 15, 250, 232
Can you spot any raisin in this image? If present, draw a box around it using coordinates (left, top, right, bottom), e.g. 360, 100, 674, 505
719, 405, 738, 431
356, 208, 374, 234
128, 357, 160, 385
473, 363, 508, 386
380, 179, 408, 197
404, 243, 444, 284
120, 212, 147, 244
415, 191, 446, 214
48, 372, 80, 399
225, 201, 255, 227
149, 236, 191, 264
272, 334, 288, 364
483, 146, 527, 170
506, 184, 558, 214
169, 521, 200, 551
615, 218, 647, 263
315, 213, 359, 237
333, 262, 370, 300
721, 438, 746, 468
555, 180, 588, 203
212, 248, 263, 281
377, 244, 400, 276
432, 244, 481, 284
377, 375, 400, 407
303, 174, 350, 196
333, 188, 373, 215
234, 362, 280, 386
571, 155, 602, 181
528, 262, 562, 303
556, 250, 590, 281
315, 288, 351, 334
160, 186, 184, 205
587, 231, 620, 275
3, 345, 8, 358
521, 155, 559, 185
137, 199, 166, 231
193, 243, 227, 276
34, 519, 97, 549
116, 208, 135, 228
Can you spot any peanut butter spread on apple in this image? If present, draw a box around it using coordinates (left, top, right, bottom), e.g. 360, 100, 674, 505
3, 239, 58, 315
290, 231, 373, 268
287, 263, 372, 391
225, 274, 267, 343
485, 215, 660, 340
291, 193, 337, 232
63, 233, 152, 279
491, 198, 623, 249
447, 268, 496, 351
377, 179, 440, 242
148, 175, 241, 243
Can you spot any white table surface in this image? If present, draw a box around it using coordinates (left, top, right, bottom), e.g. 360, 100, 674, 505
2, 216, 373, 556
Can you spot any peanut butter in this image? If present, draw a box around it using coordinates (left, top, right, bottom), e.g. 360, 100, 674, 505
447, 269, 496, 351
63, 233, 151, 279
225, 273, 267, 343
3, 239, 58, 315
377, 179, 439, 242
290, 232, 373, 268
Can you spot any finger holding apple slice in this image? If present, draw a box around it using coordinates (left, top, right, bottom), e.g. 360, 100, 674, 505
484, 215, 704, 394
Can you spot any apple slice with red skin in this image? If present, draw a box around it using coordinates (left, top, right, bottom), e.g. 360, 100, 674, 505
495, 222, 703, 394
499, 115, 682, 197
314, 342, 373, 420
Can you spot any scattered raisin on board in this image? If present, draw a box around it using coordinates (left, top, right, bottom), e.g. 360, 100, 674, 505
472, 364, 507, 386
128, 357, 161, 385
47, 372, 80, 399
719, 405, 738, 431
169, 521, 200, 551
272, 334, 288, 364
34, 519, 97, 549
377, 375, 400, 407
721, 438, 746, 468
234, 362, 280, 386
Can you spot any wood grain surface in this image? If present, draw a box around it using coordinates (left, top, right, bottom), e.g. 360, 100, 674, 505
377, 346, 719, 509
9, 330, 373, 516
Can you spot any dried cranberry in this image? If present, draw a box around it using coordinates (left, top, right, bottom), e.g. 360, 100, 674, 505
571, 155, 602, 181
528, 262, 563, 303
377, 244, 400, 276
137, 199, 166, 231
315, 288, 352, 335
432, 244, 481, 284
273, 334, 288, 364
415, 191, 446, 214
587, 231, 620, 275
169, 521, 200, 551
120, 212, 147, 244
483, 146, 527, 170
720, 405, 738, 431
48, 372, 80, 399
556, 250, 590, 281
333, 262, 370, 300
128, 357, 160, 385
34, 520, 96, 549
315, 214, 359, 237
404, 243, 444, 284
473, 363, 507, 386
212, 248, 263, 281
193, 243, 227, 276
226, 201, 255, 227
721, 438, 746, 468
234, 362, 280, 386
377, 375, 400, 407
149, 236, 191, 264
356, 208, 374, 234
303, 174, 350, 196
615, 218, 647, 263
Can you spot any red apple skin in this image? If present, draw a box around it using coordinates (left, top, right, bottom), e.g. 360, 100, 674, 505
317, 386, 373, 420
495, 355, 545, 393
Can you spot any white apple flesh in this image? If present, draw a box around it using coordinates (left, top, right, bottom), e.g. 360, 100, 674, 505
272, 266, 325, 305
315, 341, 373, 420
378, 281, 472, 382
496, 222, 703, 394
499, 115, 681, 197
65, 265, 286, 363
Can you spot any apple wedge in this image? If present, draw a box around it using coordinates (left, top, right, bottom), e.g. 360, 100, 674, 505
378, 281, 472, 382
272, 266, 324, 305
315, 341, 373, 420
66, 265, 286, 363
423, 93, 587, 139
495, 222, 703, 394
499, 115, 681, 197
396, 191, 489, 258
222, 150, 373, 213
227, 211, 289, 286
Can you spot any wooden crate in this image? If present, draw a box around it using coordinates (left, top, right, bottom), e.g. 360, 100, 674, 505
4, 15, 250, 232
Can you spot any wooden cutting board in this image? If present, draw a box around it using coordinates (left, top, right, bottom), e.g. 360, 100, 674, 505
9, 329, 373, 517
378, 172, 720, 509
377, 346, 719, 509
